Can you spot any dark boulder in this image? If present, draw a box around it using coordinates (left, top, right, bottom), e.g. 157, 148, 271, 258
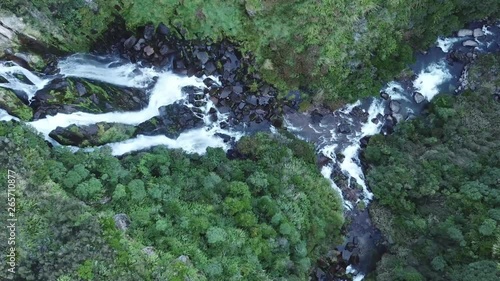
380, 91, 389, 100
157, 22, 170, 36
413, 92, 425, 104
311, 110, 323, 124
389, 100, 401, 113
143, 24, 155, 40
123, 36, 137, 50
196, 51, 209, 65
337, 123, 351, 134
136, 102, 204, 138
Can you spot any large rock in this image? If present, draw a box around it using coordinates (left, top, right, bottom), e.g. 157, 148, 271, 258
413, 92, 425, 104
463, 40, 479, 47
389, 100, 401, 113
0, 88, 33, 120
32, 77, 149, 119
457, 29, 473, 37
473, 28, 484, 38
380, 91, 389, 100
49, 122, 136, 147
113, 213, 130, 231
136, 102, 204, 138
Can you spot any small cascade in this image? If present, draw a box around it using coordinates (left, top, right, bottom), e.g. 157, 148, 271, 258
0, 61, 51, 101
1, 54, 243, 155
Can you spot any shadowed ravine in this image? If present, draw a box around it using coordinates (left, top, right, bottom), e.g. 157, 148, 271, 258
1, 22, 499, 280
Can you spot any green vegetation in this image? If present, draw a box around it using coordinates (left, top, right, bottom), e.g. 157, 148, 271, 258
0, 123, 343, 280
363, 55, 500, 280
2, 1, 499, 106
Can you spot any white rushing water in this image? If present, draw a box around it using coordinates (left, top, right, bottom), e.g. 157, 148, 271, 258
436, 37, 464, 53
413, 60, 452, 100
57, 54, 158, 88
0, 61, 51, 100
0, 108, 18, 121
1, 54, 243, 155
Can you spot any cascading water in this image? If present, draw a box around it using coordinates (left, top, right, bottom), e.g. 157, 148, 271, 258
0, 21, 499, 281
0, 54, 244, 155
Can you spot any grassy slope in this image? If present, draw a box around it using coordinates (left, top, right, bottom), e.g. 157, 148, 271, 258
2, 0, 499, 107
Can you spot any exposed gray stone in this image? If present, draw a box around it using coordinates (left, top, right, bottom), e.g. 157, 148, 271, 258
458, 29, 473, 37
113, 213, 130, 231
463, 40, 479, 47
473, 28, 484, 38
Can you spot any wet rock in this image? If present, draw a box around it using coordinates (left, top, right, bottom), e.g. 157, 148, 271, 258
473, 28, 484, 38
413, 92, 425, 104
113, 213, 130, 231
123, 36, 137, 49
392, 113, 404, 123
371, 117, 379, 124
215, 133, 232, 143
246, 95, 258, 106
204, 61, 217, 74
159, 44, 171, 56
220, 87, 231, 99
350, 106, 369, 123
134, 38, 145, 51
143, 24, 155, 40
337, 123, 351, 134
49, 122, 136, 147
458, 29, 473, 37
380, 91, 389, 100
144, 46, 154, 56
311, 110, 323, 124
196, 51, 209, 64
463, 40, 479, 47
203, 77, 217, 88
209, 96, 219, 105
75, 82, 87, 96
360, 136, 370, 148
389, 100, 401, 113
157, 22, 170, 36
136, 102, 203, 138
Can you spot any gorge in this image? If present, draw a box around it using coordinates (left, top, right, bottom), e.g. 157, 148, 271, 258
1, 3, 500, 281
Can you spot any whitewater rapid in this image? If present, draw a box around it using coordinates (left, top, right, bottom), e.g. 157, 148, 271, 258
0, 54, 243, 155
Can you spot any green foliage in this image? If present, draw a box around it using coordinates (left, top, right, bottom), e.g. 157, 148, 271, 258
0, 122, 343, 280
4, 1, 500, 106
366, 55, 500, 280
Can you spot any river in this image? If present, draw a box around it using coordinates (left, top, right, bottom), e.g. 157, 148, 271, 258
1, 22, 499, 280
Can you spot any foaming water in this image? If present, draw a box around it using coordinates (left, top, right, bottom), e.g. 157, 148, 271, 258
0, 109, 18, 121
0, 61, 50, 100
1, 55, 242, 155
29, 71, 207, 138
58, 54, 158, 88
413, 61, 452, 100
436, 37, 464, 53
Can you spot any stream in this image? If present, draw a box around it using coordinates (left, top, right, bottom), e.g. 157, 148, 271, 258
1, 22, 499, 280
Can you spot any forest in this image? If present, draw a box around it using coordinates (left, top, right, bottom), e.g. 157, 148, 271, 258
363, 54, 500, 280
0, 123, 344, 280
1, 0, 499, 107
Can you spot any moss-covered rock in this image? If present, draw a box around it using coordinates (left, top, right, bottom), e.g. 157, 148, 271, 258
33, 77, 149, 118
49, 122, 136, 147
0, 87, 33, 120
